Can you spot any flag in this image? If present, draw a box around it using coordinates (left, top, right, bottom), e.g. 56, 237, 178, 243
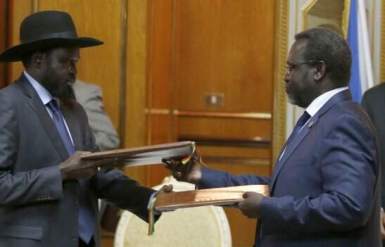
347, 0, 374, 102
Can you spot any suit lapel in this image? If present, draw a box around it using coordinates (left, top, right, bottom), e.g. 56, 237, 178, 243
270, 90, 352, 191
16, 75, 70, 160
270, 118, 316, 189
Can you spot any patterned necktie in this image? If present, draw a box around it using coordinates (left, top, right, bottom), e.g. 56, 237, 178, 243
292, 111, 310, 136
46, 99, 75, 155
278, 111, 310, 161
46, 99, 95, 244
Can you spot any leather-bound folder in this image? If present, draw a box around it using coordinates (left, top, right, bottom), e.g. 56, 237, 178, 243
154, 185, 269, 212
80, 141, 195, 168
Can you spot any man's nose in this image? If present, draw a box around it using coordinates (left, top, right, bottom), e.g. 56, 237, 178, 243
284, 70, 290, 82
69, 63, 77, 76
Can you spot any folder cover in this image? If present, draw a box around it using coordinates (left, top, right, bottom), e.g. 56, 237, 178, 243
80, 141, 195, 168
154, 185, 269, 212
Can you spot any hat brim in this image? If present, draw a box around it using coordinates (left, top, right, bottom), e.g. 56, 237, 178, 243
0, 37, 103, 62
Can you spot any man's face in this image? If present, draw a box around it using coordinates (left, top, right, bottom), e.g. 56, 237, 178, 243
40, 47, 79, 98
284, 41, 316, 108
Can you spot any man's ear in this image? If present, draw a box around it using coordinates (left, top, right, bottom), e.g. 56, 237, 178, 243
313, 61, 326, 81
30, 52, 45, 67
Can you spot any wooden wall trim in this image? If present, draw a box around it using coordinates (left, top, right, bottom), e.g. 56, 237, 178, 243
146, 0, 155, 145
32, 0, 38, 12
170, 0, 178, 142
119, 0, 128, 147
124, 0, 149, 148
301, 0, 318, 33
203, 156, 270, 166
145, 108, 272, 119
272, 0, 289, 163
175, 110, 271, 120
342, 0, 351, 38
178, 135, 271, 148
7, 0, 34, 82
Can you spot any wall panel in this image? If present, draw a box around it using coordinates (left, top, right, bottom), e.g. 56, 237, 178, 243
7, 0, 33, 81
174, 0, 274, 113
147, 1, 276, 246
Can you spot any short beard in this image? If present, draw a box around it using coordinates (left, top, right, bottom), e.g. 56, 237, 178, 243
41, 81, 76, 107
42, 80, 74, 99
287, 94, 307, 108
58, 84, 77, 107
58, 83, 76, 101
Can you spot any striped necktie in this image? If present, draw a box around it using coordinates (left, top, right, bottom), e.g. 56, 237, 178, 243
46, 99, 95, 244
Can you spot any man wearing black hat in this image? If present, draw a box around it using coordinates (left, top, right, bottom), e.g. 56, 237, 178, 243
0, 11, 155, 247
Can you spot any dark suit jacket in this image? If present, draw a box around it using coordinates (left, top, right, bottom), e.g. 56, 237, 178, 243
362, 83, 385, 208
0, 75, 154, 247
362, 84, 385, 247
199, 90, 381, 247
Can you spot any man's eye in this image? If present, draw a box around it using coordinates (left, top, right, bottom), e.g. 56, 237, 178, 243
60, 59, 70, 64
286, 65, 295, 71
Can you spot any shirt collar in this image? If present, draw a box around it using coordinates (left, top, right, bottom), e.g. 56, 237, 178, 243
23, 71, 53, 105
306, 87, 349, 117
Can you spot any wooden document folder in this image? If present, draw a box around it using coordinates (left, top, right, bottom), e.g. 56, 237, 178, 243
154, 185, 269, 212
147, 184, 269, 235
80, 141, 195, 168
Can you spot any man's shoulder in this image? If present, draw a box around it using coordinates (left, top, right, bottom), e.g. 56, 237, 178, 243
363, 83, 385, 100
317, 95, 370, 128
73, 80, 102, 105
0, 79, 25, 99
324, 99, 376, 137
73, 80, 101, 94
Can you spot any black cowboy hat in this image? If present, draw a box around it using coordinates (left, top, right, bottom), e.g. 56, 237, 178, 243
0, 10, 103, 62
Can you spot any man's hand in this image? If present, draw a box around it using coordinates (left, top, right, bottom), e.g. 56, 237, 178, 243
238, 192, 264, 218
59, 151, 97, 180
162, 151, 203, 184
158, 184, 173, 194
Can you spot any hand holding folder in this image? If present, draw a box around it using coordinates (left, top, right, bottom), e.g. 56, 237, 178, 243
146, 184, 269, 235
154, 185, 269, 211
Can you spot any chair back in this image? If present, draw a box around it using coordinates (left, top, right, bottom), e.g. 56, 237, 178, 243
114, 176, 232, 247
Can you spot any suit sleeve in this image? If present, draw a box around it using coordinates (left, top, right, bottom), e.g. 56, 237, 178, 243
92, 169, 155, 221
361, 92, 374, 119
361, 90, 385, 209
361, 92, 369, 111
76, 102, 154, 222
198, 167, 270, 188
0, 92, 63, 206
259, 114, 378, 234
